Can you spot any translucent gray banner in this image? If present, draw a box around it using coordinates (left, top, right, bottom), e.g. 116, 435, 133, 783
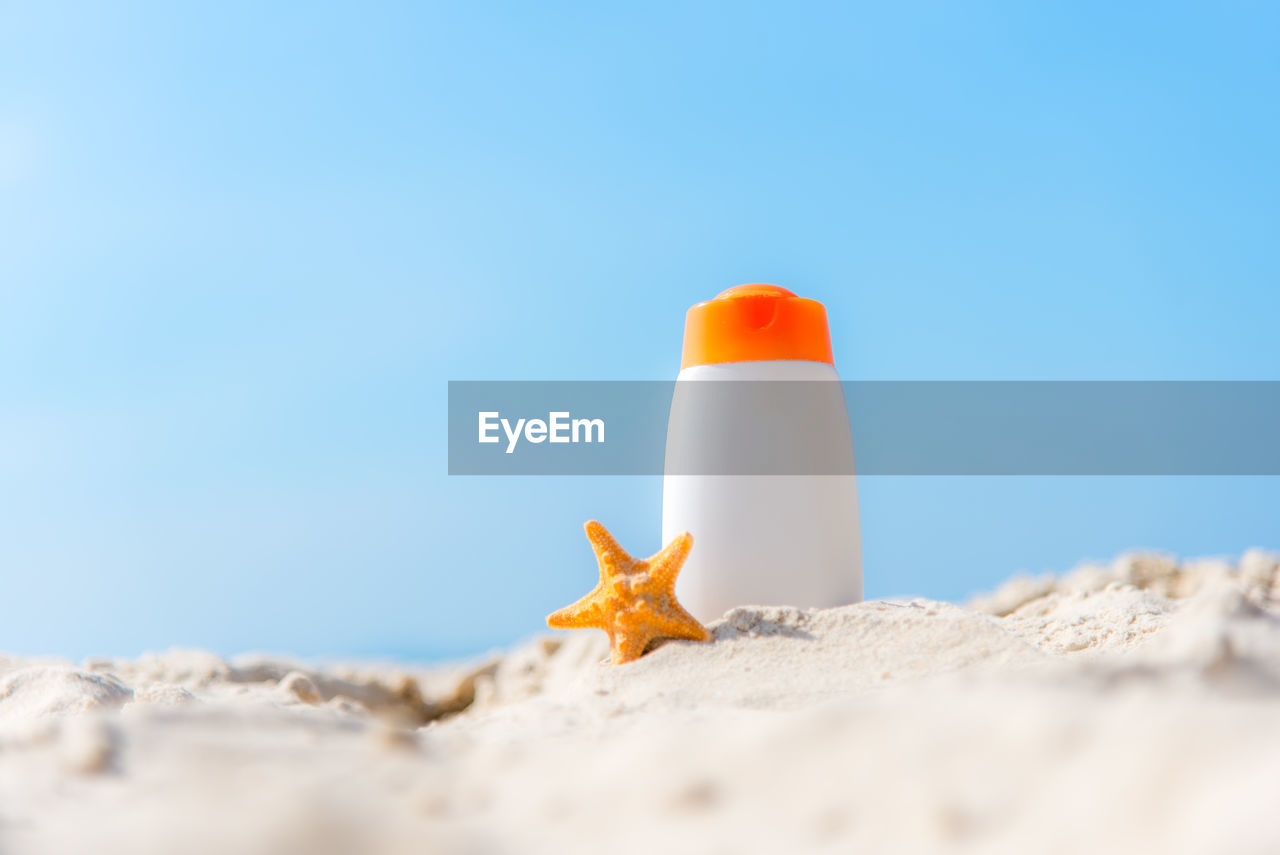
447, 381, 1280, 475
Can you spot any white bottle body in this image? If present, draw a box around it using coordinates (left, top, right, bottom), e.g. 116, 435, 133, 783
662, 360, 863, 622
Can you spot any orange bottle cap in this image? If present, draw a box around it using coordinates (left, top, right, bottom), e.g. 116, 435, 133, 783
680, 284, 834, 369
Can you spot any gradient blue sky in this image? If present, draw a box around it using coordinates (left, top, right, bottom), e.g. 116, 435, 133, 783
2, 1, 1278, 660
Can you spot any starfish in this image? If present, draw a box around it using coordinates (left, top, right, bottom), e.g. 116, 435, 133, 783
546, 520, 711, 664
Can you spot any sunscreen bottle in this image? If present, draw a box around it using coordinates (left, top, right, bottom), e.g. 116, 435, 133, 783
662, 284, 862, 622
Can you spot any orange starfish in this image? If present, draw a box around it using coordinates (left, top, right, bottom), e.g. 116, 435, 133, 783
546, 520, 711, 664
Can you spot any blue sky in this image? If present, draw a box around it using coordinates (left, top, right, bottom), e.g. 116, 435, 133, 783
2, 1, 1277, 660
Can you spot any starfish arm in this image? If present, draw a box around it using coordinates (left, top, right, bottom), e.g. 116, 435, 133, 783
608, 627, 653, 664
546, 585, 607, 630
648, 531, 693, 591
650, 606, 711, 643
584, 520, 632, 573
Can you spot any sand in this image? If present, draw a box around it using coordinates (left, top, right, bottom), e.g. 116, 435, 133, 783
3, 550, 1280, 854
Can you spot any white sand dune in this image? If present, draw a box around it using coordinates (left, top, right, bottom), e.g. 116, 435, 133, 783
3, 550, 1280, 854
